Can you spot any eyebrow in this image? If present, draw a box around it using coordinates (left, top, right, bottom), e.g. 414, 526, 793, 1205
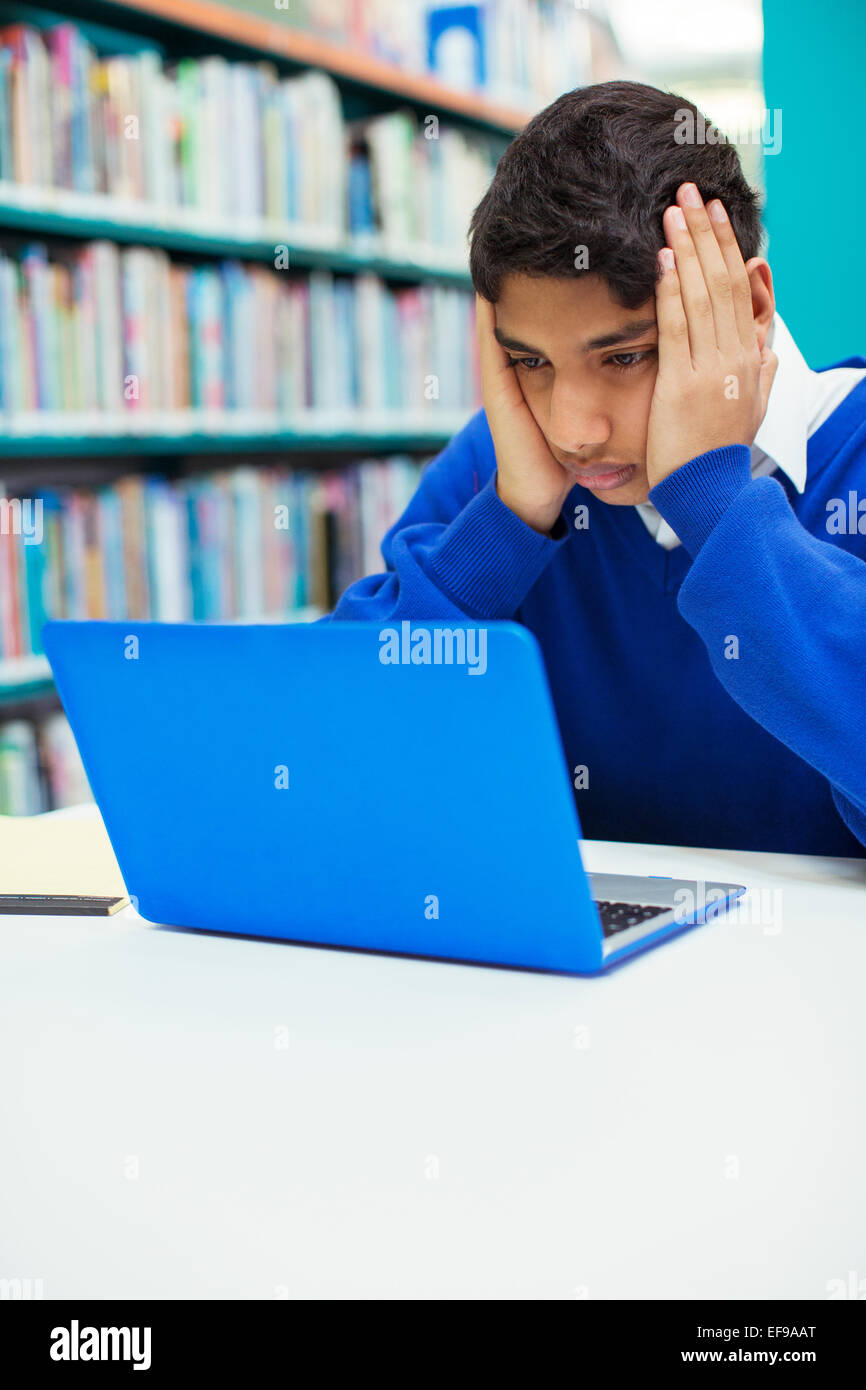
493, 317, 658, 355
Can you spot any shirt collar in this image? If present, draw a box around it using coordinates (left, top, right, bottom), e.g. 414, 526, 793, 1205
749, 312, 808, 492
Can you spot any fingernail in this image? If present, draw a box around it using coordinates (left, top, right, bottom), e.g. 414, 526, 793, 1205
708, 200, 727, 223
659, 248, 675, 270
680, 183, 702, 207
668, 206, 687, 230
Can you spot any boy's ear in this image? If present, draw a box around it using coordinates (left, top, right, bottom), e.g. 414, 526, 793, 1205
744, 258, 775, 348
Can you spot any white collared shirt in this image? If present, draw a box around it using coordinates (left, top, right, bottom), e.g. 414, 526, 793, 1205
635, 313, 866, 549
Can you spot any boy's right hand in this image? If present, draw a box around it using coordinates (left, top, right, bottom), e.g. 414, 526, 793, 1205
475, 293, 574, 535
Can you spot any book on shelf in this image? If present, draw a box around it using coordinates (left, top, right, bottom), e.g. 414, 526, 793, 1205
0, 452, 425, 660
0, 712, 91, 815
0, 237, 481, 428
0, 447, 427, 813
232, 0, 592, 105
0, 17, 503, 262
348, 106, 493, 260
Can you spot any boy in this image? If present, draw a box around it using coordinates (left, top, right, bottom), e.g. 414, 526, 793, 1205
324, 82, 866, 857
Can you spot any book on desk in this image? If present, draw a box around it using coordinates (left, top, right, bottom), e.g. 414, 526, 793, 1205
0, 807, 128, 914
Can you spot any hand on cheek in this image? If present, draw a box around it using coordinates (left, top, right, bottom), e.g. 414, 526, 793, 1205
645, 183, 778, 491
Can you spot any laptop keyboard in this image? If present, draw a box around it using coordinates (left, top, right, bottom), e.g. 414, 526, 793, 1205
596, 900, 671, 937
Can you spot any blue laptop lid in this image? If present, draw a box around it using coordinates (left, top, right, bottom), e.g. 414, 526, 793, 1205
42, 620, 604, 973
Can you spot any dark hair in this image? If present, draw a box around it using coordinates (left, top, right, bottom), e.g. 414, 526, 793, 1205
469, 81, 763, 308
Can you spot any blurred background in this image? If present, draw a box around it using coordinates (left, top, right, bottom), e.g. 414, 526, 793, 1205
0, 0, 862, 812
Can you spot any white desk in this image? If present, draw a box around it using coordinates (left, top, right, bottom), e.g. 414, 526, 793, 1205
2, 806, 865, 1300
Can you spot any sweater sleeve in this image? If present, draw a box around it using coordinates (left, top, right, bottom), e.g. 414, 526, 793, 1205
648, 445, 866, 847
320, 411, 570, 622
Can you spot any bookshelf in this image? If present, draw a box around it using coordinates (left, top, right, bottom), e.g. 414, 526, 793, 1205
0, 653, 52, 704
0, 0, 551, 812
0, 186, 475, 285
40, 0, 533, 136
0, 603, 322, 701
0, 423, 471, 457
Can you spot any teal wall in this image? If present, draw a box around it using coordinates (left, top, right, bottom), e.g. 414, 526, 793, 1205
761, 0, 866, 365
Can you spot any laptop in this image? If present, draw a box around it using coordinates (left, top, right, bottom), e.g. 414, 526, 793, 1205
42, 619, 746, 974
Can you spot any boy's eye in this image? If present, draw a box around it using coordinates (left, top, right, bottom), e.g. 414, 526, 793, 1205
507, 355, 547, 371
506, 348, 657, 373
607, 349, 657, 372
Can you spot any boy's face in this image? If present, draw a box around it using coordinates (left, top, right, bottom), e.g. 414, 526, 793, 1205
493, 271, 663, 505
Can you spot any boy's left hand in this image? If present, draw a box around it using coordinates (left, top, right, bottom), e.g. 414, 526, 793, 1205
645, 183, 778, 491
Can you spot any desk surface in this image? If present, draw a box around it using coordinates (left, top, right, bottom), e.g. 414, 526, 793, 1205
2, 806, 865, 1300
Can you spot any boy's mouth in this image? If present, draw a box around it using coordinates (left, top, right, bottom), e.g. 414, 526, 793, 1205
566, 463, 638, 491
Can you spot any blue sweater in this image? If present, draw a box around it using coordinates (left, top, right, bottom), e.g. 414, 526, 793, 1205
323, 363, 866, 856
